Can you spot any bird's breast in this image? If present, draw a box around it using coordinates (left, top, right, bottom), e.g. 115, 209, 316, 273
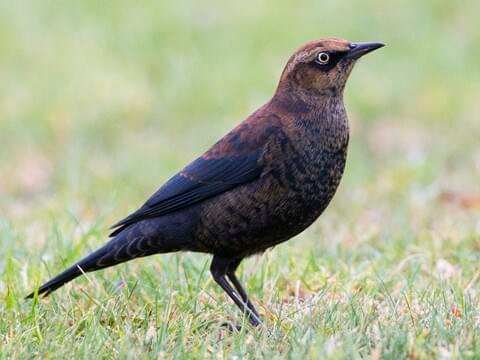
267, 136, 348, 219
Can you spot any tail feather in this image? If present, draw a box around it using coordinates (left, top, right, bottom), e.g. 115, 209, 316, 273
25, 244, 114, 299
25, 220, 182, 299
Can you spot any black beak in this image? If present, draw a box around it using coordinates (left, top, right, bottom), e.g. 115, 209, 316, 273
346, 42, 385, 59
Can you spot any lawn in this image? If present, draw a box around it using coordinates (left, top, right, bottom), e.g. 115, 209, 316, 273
1, 0, 480, 358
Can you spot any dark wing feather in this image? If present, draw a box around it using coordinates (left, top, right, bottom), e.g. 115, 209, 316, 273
110, 152, 262, 236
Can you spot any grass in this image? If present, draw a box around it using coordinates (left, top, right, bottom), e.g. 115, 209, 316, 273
1, 0, 480, 358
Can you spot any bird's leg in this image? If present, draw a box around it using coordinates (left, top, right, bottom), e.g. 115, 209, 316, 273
226, 258, 261, 319
210, 256, 261, 327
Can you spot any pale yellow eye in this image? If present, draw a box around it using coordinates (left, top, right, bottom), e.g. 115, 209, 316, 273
316, 52, 330, 64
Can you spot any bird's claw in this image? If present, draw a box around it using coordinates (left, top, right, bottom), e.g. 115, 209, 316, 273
220, 321, 242, 332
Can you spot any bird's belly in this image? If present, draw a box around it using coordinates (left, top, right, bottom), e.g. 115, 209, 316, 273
194, 147, 347, 257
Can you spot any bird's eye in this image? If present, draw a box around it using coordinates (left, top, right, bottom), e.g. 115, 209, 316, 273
316, 52, 330, 65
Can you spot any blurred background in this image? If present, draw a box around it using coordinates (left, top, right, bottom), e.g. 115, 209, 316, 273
2, 0, 479, 248
1, 0, 479, 237
0, 0, 479, 356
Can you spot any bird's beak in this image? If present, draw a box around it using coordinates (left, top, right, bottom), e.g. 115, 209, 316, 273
346, 42, 385, 59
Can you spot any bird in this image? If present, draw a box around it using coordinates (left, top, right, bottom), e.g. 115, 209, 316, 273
26, 38, 384, 327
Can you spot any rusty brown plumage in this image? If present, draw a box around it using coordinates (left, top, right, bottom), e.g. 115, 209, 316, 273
26, 38, 384, 327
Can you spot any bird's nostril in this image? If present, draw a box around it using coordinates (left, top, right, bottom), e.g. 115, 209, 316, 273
349, 43, 357, 49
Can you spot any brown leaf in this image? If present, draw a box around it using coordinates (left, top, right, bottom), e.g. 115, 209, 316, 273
451, 305, 462, 319
440, 190, 480, 209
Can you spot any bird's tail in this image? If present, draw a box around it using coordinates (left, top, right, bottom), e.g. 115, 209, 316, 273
25, 244, 111, 299
25, 233, 154, 299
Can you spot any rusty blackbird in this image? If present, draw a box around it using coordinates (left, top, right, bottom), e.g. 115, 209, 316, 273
27, 38, 384, 327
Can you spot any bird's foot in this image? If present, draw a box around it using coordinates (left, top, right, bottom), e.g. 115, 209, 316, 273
220, 321, 242, 332
220, 314, 262, 332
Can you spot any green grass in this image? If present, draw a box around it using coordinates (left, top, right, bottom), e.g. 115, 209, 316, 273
1, 0, 480, 358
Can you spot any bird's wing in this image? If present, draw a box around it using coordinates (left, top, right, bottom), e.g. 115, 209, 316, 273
110, 151, 263, 236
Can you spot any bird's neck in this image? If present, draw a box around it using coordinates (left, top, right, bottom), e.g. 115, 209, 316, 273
273, 85, 343, 112
271, 89, 349, 151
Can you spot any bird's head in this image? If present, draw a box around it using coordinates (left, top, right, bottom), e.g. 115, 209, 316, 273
277, 38, 384, 99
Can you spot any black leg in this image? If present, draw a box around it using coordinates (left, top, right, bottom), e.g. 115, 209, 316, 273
226, 259, 260, 319
210, 256, 261, 327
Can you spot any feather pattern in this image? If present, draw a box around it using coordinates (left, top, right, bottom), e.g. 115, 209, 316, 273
110, 152, 262, 236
